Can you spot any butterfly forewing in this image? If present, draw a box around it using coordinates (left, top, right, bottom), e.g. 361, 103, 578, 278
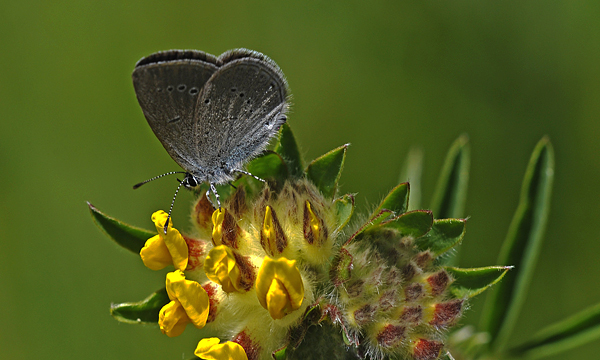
193, 57, 288, 178
132, 51, 218, 172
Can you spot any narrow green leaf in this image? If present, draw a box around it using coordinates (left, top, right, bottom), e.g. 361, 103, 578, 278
399, 147, 423, 211
508, 302, 600, 359
430, 135, 470, 219
416, 218, 466, 255
371, 182, 410, 225
110, 288, 169, 324
305, 144, 348, 198
383, 210, 433, 238
88, 202, 154, 254
446, 266, 512, 299
275, 123, 304, 177
480, 137, 554, 352
333, 194, 355, 232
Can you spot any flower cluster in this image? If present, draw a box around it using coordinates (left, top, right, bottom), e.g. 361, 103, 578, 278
94, 124, 508, 360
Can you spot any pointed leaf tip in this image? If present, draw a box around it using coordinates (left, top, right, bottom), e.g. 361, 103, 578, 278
446, 266, 512, 299
110, 288, 170, 324
88, 202, 154, 254
275, 123, 304, 177
416, 218, 466, 256
371, 182, 410, 225
430, 135, 470, 220
306, 144, 348, 198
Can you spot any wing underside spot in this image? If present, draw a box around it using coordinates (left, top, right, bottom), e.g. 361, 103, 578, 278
168, 116, 181, 124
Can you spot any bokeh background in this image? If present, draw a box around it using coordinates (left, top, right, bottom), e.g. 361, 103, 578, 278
2, 1, 600, 359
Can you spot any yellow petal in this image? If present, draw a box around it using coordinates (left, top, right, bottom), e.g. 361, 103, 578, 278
158, 300, 189, 337
165, 270, 210, 328
195, 338, 249, 360
204, 245, 242, 293
212, 209, 225, 246
152, 210, 189, 271
266, 278, 292, 319
140, 235, 172, 270
256, 257, 304, 319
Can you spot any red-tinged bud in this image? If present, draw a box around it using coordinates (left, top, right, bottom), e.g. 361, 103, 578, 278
260, 206, 288, 256
229, 187, 247, 219
402, 262, 419, 281
404, 282, 425, 302
378, 289, 398, 312
194, 193, 215, 230
376, 324, 406, 348
353, 303, 377, 326
232, 251, 256, 291
429, 299, 463, 327
414, 251, 433, 269
400, 305, 423, 324
412, 338, 444, 360
303, 200, 328, 245
426, 270, 451, 296
221, 210, 242, 249
232, 330, 261, 360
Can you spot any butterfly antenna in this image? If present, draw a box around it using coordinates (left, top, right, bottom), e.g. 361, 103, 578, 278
164, 177, 186, 234
233, 169, 265, 183
133, 171, 186, 189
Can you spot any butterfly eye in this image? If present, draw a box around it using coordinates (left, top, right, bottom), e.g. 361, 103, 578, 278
186, 176, 198, 187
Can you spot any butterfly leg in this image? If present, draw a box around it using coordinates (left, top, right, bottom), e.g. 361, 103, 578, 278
233, 169, 266, 183
209, 182, 221, 210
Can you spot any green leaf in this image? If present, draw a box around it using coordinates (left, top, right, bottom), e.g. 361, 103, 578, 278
110, 288, 169, 324
275, 123, 304, 177
345, 209, 394, 245
480, 137, 554, 352
430, 134, 470, 219
305, 144, 348, 198
383, 210, 433, 238
273, 347, 287, 360
246, 151, 289, 186
416, 218, 466, 255
446, 266, 512, 299
399, 147, 423, 211
370, 182, 410, 225
333, 194, 355, 232
88, 202, 154, 254
508, 302, 600, 359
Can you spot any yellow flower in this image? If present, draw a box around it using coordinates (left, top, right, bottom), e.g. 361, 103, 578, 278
158, 270, 210, 337
195, 338, 248, 360
212, 208, 225, 246
204, 245, 243, 293
256, 257, 304, 319
140, 210, 189, 271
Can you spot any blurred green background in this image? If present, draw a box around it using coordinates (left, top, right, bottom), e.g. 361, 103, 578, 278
1, 1, 599, 359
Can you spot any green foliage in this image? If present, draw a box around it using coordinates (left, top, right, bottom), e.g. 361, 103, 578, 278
446, 266, 512, 299
305, 144, 348, 198
480, 137, 555, 353
88, 202, 153, 254
110, 288, 169, 324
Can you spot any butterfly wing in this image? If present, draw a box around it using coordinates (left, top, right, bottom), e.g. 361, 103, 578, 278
132, 50, 219, 173
193, 49, 289, 180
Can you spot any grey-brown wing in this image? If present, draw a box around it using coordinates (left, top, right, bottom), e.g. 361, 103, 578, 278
193, 53, 289, 172
132, 50, 218, 172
